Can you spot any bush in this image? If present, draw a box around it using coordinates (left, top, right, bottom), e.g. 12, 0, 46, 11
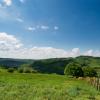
18, 68, 23, 73
64, 62, 97, 77
7, 68, 15, 73
82, 67, 97, 77
64, 62, 83, 77
24, 68, 31, 73
31, 70, 38, 73
18, 68, 32, 73
18, 64, 33, 73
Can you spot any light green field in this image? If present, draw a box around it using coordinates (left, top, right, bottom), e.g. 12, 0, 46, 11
0, 71, 100, 100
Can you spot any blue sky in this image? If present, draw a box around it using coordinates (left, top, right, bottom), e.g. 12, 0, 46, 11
0, 0, 100, 59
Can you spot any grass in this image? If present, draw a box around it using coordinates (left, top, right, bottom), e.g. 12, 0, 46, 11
0, 70, 100, 100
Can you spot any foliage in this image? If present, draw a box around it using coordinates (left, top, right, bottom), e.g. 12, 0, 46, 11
7, 68, 15, 73
32, 58, 73, 74
18, 68, 23, 73
64, 61, 97, 77
18, 64, 34, 73
31, 69, 38, 73
24, 67, 32, 73
64, 62, 84, 77
0, 56, 100, 75
0, 58, 33, 68
82, 67, 97, 77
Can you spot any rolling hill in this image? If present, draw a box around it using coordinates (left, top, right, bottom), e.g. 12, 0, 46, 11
0, 56, 100, 74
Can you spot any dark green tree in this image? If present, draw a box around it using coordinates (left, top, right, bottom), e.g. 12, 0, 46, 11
64, 62, 83, 77
82, 67, 97, 77
18, 64, 33, 73
7, 68, 15, 73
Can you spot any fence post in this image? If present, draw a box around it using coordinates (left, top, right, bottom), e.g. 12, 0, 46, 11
98, 76, 100, 91
97, 73, 100, 91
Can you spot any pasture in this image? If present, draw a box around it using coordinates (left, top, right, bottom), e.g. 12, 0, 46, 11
0, 70, 100, 100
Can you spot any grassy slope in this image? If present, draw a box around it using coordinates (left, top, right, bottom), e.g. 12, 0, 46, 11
0, 58, 33, 68
0, 56, 100, 75
0, 71, 99, 100
32, 58, 73, 74
76, 56, 100, 68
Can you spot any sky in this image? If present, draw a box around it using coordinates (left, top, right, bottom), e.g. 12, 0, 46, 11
0, 0, 100, 59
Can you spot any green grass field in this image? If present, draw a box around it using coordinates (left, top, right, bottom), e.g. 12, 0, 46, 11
0, 71, 100, 100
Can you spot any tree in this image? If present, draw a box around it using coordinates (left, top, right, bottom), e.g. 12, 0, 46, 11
18, 68, 23, 73
18, 64, 33, 73
82, 67, 97, 77
7, 68, 15, 73
64, 62, 83, 77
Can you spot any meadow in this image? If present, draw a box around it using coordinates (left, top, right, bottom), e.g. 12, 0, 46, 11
0, 70, 100, 100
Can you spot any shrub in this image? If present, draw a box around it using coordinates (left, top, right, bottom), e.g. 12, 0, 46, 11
7, 68, 15, 73
31, 70, 38, 73
64, 62, 97, 77
64, 62, 83, 77
18, 64, 33, 73
18, 68, 23, 73
82, 67, 97, 77
24, 68, 31, 73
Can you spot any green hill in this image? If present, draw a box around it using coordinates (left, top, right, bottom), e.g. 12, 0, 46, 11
0, 58, 33, 68
0, 56, 100, 74
31, 58, 73, 74
75, 56, 100, 68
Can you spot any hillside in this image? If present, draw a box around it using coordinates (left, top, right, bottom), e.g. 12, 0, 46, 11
75, 56, 100, 68
0, 58, 33, 68
31, 58, 73, 74
0, 56, 100, 74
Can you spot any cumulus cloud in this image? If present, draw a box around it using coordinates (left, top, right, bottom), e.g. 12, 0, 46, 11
0, 1, 21, 21
3, 0, 12, 6
28, 47, 69, 59
0, 32, 23, 51
70, 48, 80, 57
0, 32, 100, 59
84, 49, 93, 56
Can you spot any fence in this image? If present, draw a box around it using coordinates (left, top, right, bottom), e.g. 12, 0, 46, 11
87, 77, 100, 91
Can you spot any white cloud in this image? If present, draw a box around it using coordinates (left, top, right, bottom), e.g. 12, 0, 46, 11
0, 32, 23, 51
3, 0, 12, 6
70, 48, 80, 57
16, 18, 24, 23
40, 25, 49, 30
0, 32, 100, 59
28, 47, 69, 59
83, 49, 93, 56
0, 1, 20, 21
54, 26, 59, 30
27, 27, 36, 31
94, 50, 100, 57
27, 25, 59, 32
27, 25, 49, 32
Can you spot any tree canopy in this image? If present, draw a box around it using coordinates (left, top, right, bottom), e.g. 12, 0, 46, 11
64, 62, 83, 77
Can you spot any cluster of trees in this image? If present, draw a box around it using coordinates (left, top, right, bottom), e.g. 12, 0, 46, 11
1, 59, 98, 78
18, 64, 37, 73
64, 62, 97, 77
7, 64, 37, 73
